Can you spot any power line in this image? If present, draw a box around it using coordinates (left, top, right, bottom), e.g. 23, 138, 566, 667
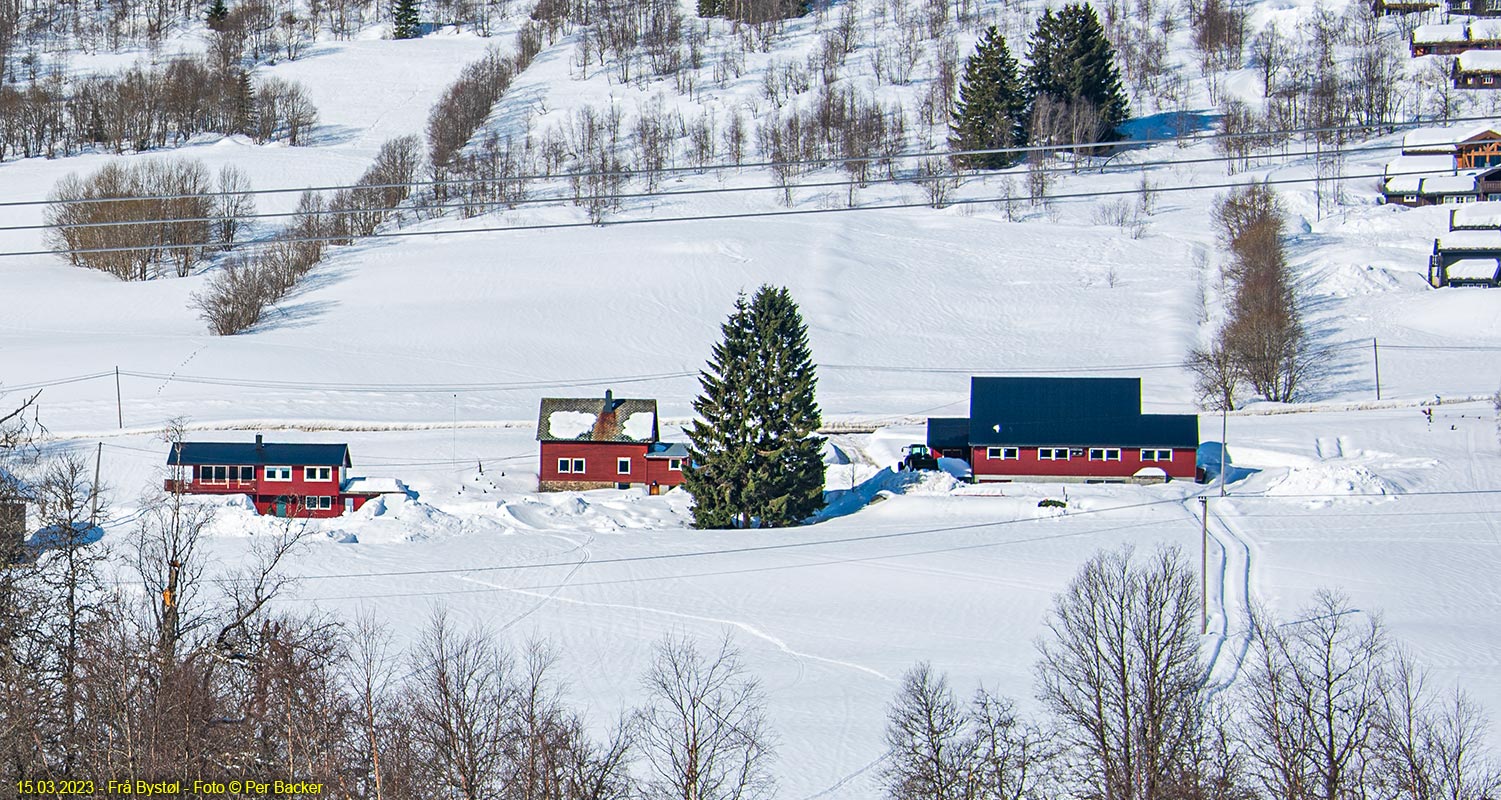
0, 164, 1442, 259
0, 135, 1443, 234
5, 112, 1498, 211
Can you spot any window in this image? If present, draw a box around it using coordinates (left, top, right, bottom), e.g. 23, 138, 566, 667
556, 458, 586, 474
1089, 448, 1122, 461
1404, 194, 1418, 202
1141, 448, 1174, 462
304, 496, 332, 510
304, 466, 332, 481
236, 465, 253, 481
557, 458, 572, 473
265, 466, 292, 481
986, 447, 1020, 460
1037, 447, 1070, 461
1487, 75, 1496, 85
668, 458, 683, 471
617, 457, 631, 474
201, 465, 227, 483
571, 458, 585, 473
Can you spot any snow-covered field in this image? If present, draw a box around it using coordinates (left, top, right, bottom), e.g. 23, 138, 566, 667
3, 0, 1501, 791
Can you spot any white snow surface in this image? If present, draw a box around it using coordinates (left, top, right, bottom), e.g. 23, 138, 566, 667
548, 411, 598, 439
3, 0, 1501, 793
620, 411, 655, 441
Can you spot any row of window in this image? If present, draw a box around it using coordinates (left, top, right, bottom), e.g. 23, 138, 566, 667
983, 447, 1175, 462
556, 457, 685, 475
198, 465, 335, 483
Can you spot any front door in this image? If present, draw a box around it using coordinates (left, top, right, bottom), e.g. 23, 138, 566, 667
275, 496, 288, 517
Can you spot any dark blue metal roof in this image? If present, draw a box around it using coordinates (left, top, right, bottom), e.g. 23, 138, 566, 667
926, 417, 971, 451
167, 440, 351, 467
964, 377, 1198, 448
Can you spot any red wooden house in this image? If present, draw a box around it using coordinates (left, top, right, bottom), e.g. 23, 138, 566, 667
537, 391, 688, 492
165, 435, 400, 518
927, 377, 1200, 483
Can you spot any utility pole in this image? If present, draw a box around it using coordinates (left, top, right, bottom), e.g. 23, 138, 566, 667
1200, 496, 1209, 634
114, 366, 123, 429
90, 442, 102, 525
1220, 406, 1228, 497
1373, 338, 1382, 401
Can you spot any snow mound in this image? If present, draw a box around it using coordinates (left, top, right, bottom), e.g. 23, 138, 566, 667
1264, 464, 1401, 503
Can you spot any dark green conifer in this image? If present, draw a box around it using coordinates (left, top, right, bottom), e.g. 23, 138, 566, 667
685, 286, 825, 529
950, 26, 1028, 169
1025, 3, 1130, 142
392, 0, 421, 39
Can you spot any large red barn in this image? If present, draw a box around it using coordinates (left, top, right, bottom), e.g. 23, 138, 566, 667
928, 377, 1200, 483
537, 391, 688, 492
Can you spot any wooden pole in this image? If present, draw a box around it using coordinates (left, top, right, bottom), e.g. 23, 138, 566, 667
1220, 406, 1228, 497
114, 367, 123, 430
91, 442, 102, 525
1373, 338, 1382, 401
1200, 496, 1209, 635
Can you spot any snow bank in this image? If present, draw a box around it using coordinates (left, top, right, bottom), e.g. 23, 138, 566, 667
1265, 464, 1402, 502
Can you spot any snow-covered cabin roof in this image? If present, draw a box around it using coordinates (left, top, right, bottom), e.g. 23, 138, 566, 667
536, 392, 660, 443
1384, 175, 1424, 193
1458, 50, 1501, 71
1437, 229, 1501, 250
1420, 173, 1479, 194
1470, 19, 1501, 40
1412, 23, 1467, 44
340, 477, 412, 496
1445, 257, 1501, 280
1385, 154, 1456, 177
1449, 202, 1501, 229
1401, 125, 1501, 152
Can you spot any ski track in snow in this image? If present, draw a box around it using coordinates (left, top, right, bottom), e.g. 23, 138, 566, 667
451, 573, 890, 682
1192, 494, 1258, 694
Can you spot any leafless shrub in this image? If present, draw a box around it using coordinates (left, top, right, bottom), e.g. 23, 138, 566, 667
915, 157, 958, 208
214, 165, 255, 251
192, 256, 273, 335
46, 159, 216, 280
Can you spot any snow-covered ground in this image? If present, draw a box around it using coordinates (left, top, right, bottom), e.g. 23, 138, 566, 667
3, 0, 1501, 791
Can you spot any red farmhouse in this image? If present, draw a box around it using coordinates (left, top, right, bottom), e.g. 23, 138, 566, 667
928, 377, 1200, 483
537, 391, 688, 492
166, 435, 391, 517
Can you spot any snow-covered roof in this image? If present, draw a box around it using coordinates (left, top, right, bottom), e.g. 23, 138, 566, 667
1385, 154, 1456, 177
1458, 50, 1501, 71
1444, 257, 1501, 280
1437, 229, 1501, 249
1412, 23, 1467, 44
341, 476, 411, 495
1449, 202, 1501, 228
1405, 127, 1462, 152
536, 393, 660, 443
1384, 175, 1423, 193
1421, 173, 1478, 194
1470, 19, 1501, 40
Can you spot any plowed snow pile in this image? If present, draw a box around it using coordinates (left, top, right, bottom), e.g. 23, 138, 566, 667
1264, 464, 1401, 502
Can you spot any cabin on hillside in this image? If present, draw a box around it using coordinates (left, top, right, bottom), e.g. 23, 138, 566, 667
1449, 0, 1501, 15
1374, 0, 1437, 14
1400, 125, 1501, 169
1429, 230, 1501, 286
536, 391, 688, 492
926, 377, 1200, 484
1455, 50, 1501, 87
1411, 23, 1472, 55
165, 435, 405, 517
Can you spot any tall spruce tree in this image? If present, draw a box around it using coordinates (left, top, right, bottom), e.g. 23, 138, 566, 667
685, 286, 825, 529
392, 0, 421, 39
1025, 3, 1130, 142
950, 26, 1028, 169
206, 0, 229, 28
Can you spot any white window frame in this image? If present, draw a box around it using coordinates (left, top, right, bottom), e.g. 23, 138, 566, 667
304, 495, 332, 510
265, 466, 292, 481
986, 447, 1020, 460
557, 458, 572, 474
668, 458, 683, 471
200, 465, 227, 484
304, 466, 333, 482
1141, 448, 1174, 462
1089, 448, 1122, 461
571, 458, 586, 473
1404, 194, 1418, 202
1037, 447, 1070, 461
617, 457, 631, 474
